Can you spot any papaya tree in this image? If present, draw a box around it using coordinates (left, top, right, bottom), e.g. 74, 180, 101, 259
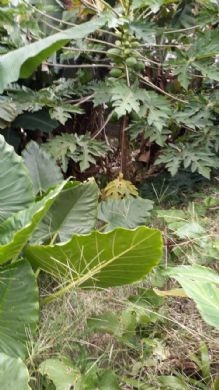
0, 0, 218, 180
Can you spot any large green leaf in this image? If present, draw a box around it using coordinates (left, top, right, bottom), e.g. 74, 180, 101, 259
0, 128, 21, 152
0, 19, 102, 93
0, 97, 18, 129
39, 359, 120, 390
39, 358, 81, 390
0, 181, 66, 264
98, 198, 153, 232
0, 353, 31, 390
22, 141, 63, 195
13, 110, 58, 133
166, 265, 219, 329
0, 135, 34, 223
32, 181, 99, 244
0, 261, 39, 359
25, 227, 162, 288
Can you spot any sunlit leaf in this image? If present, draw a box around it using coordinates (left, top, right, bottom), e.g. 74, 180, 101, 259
25, 226, 163, 288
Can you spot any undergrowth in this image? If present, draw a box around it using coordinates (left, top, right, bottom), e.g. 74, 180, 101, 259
30, 173, 219, 390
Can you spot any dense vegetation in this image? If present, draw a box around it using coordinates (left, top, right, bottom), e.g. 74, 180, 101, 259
0, 0, 219, 389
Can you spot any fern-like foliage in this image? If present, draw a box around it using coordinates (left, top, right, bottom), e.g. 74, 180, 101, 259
43, 133, 110, 172
155, 143, 219, 179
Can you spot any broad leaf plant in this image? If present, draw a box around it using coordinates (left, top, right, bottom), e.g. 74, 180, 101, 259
0, 136, 162, 386
0, 0, 218, 178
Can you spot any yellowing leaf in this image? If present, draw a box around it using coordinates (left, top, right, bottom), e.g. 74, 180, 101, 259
154, 287, 187, 298
103, 173, 138, 199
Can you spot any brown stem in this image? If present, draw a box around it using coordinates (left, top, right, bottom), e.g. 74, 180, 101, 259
120, 115, 129, 178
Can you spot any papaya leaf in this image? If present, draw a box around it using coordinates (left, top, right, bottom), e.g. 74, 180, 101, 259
103, 174, 138, 199
111, 82, 141, 118
24, 226, 162, 288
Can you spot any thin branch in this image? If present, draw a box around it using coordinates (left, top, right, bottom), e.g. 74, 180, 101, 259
139, 75, 188, 103
44, 61, 111, 68
86, 37, 116, 47
67, 94, 95, 104
40, 19, 63, 33
164, 24, 202, 34
120, 115, 129, 176
27, 2, 77, 27
80, 0, 99, 13
136, 51, 162, 66
63, 47, 108, 55
91, 112, 114, 139
98, 28, 117, 37
139, 43, 191, 49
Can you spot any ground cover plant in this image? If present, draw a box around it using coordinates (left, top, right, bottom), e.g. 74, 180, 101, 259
0, 0, 219, 389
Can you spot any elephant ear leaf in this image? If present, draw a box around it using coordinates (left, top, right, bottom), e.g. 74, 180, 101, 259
0, 180, 66, 264
25, 226, 163, 290
0, 19, 102, 93
0, 353, 31, 390
0, 135, 34, 223
0, 260, 39, 360
166, 265, 219, 330
98, 197, 153, 231
22, 141, 63, 196
31, 180, 99, 244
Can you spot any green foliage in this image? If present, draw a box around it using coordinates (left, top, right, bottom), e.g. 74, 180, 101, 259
0, 134, 33, 222
110, 83, 141, 118
139, 170, 207, 205
87, 290, 163, 348
13, 111, 58, 133
155, 143, 219, 179
0, 180, 66, 264
98, 197, 153, 231
0, 135, 163, 387
1, 0, 219, 179
88, 310, 138, 347
0, 353, 31, 390
43, 133, 110, 172
0, 19, 102, 93
39, 358, 81, 390
157, 202, 219, 264
0, 261, 39, 359
166, 265, 219, 330
32, 180, 99, 243
39, 358, 121, 390
0, 97, 18, 128
25, 226, 162, 289
2, 1, 219, 386
22, 141, 63, 195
